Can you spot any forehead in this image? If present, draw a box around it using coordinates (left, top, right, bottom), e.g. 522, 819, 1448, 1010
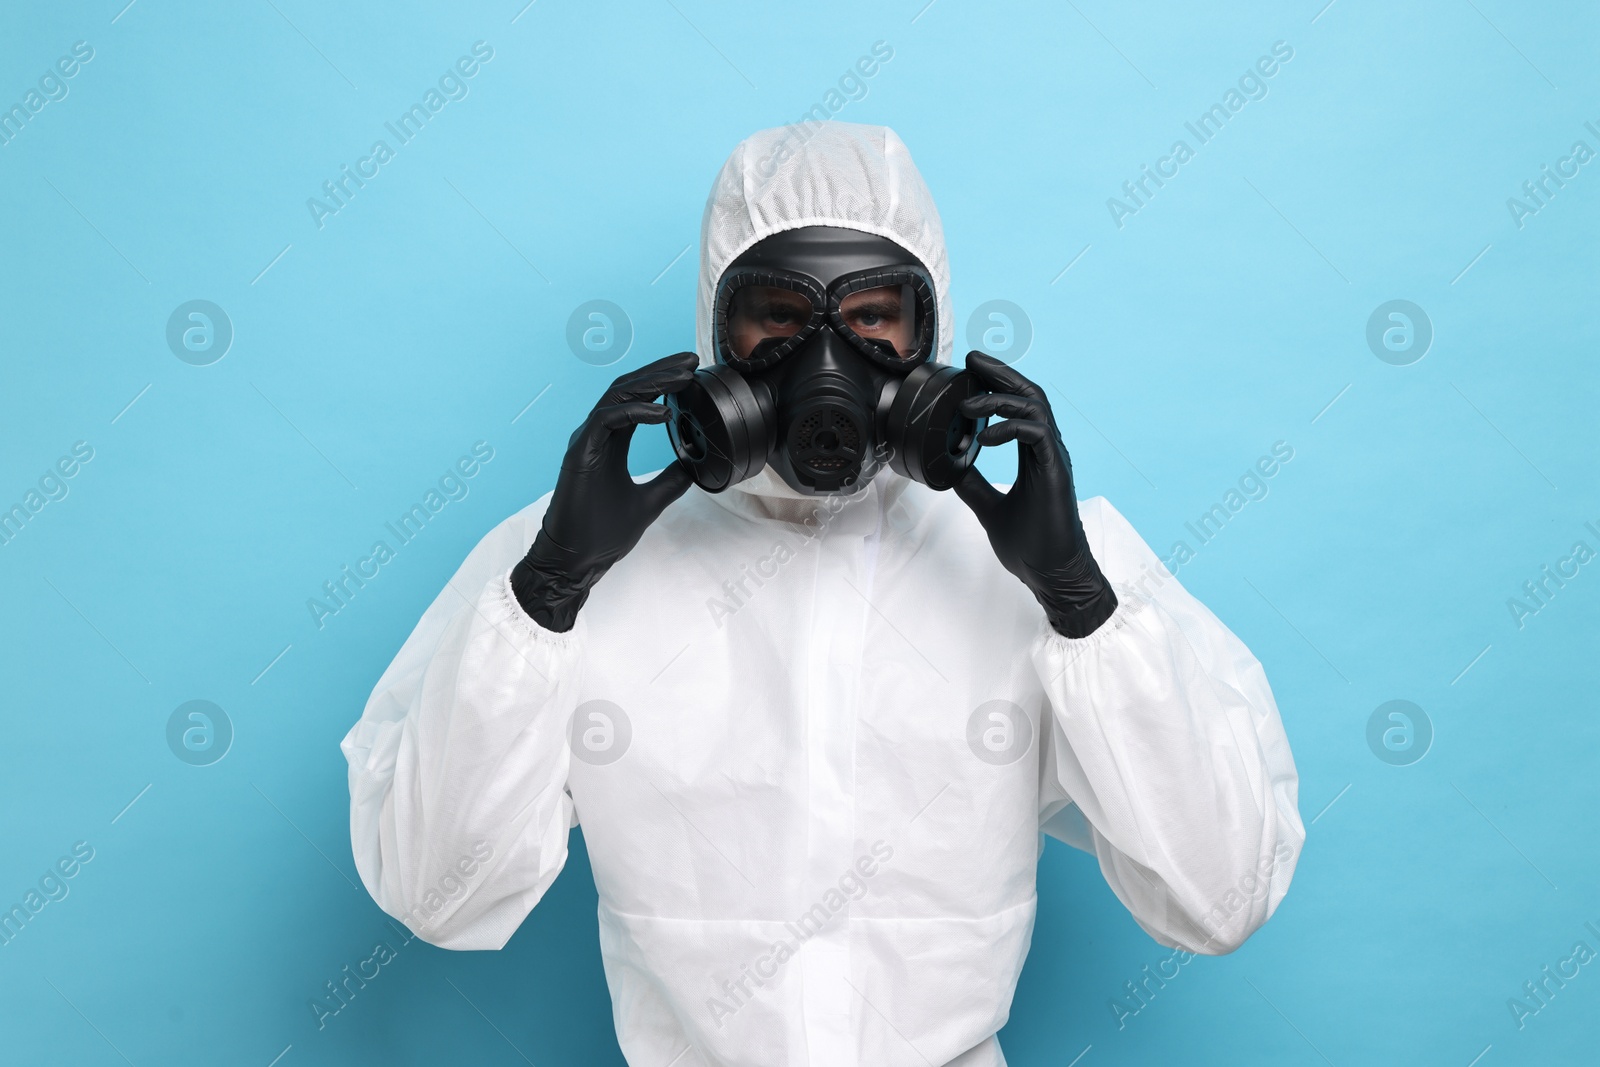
726, 225, 921, 288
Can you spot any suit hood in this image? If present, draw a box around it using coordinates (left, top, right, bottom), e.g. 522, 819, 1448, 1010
694, 122, 951, 510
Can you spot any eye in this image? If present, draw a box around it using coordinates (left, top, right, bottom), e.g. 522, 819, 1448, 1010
836, 282, 923, 359
839, 286, 904, 333
731, 287, 812, 333
841, 297, 900, 333
725, 284, 819, 360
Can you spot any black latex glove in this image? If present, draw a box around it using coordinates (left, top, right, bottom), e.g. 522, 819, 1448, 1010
953, 351, 1119, 639
511, 352, 699, 632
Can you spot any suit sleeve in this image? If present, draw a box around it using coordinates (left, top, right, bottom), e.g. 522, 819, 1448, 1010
1032, 497, 1305, 954
339, 495, 586, 950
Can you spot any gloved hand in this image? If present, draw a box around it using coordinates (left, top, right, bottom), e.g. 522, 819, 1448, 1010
511, 352, 700, 632
954, 351, 1119, 639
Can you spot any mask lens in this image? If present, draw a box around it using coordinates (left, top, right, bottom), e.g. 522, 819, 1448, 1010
829, 268, 935, 366
837, 284, 922, 360
726, 285, 818, 363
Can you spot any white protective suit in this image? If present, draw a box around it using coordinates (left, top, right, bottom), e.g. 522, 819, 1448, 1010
342, 123, 1304, 1067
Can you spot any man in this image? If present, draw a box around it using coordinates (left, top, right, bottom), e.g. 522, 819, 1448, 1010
342, 122, 1304, 1067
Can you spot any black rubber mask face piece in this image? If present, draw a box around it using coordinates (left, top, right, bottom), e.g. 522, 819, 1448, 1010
667, 226, 986, 496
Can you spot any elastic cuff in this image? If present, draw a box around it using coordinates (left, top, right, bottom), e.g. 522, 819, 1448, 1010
1037, 580, 1146, 648
498, 568, 585, 649
1042, 582, 1120, 639
509, 552, 600, 634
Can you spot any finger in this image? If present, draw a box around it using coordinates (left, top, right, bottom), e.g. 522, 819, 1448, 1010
571, 401, 668, 462
604, 368, 695, 405
624, 350, 700, 380
960, 392, 1046, 422
963, 350, 1047, 402
977, 418, 1057, 469
595, 401, 670, 431
606, 352, 700, 403
952, 462, 1005, 523
639, 460, 694, 514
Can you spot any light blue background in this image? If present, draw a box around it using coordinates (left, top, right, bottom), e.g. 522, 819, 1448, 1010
2, 1, 1596, 1064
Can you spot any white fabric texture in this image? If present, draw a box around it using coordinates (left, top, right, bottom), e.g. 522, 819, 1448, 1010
342, 122, 1305, 1067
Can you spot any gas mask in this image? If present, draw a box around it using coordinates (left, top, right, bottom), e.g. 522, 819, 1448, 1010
666, 226, 987, 495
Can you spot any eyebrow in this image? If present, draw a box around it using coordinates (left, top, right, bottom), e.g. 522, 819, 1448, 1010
740, 292, 811, 313
844, 296, 901, 314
